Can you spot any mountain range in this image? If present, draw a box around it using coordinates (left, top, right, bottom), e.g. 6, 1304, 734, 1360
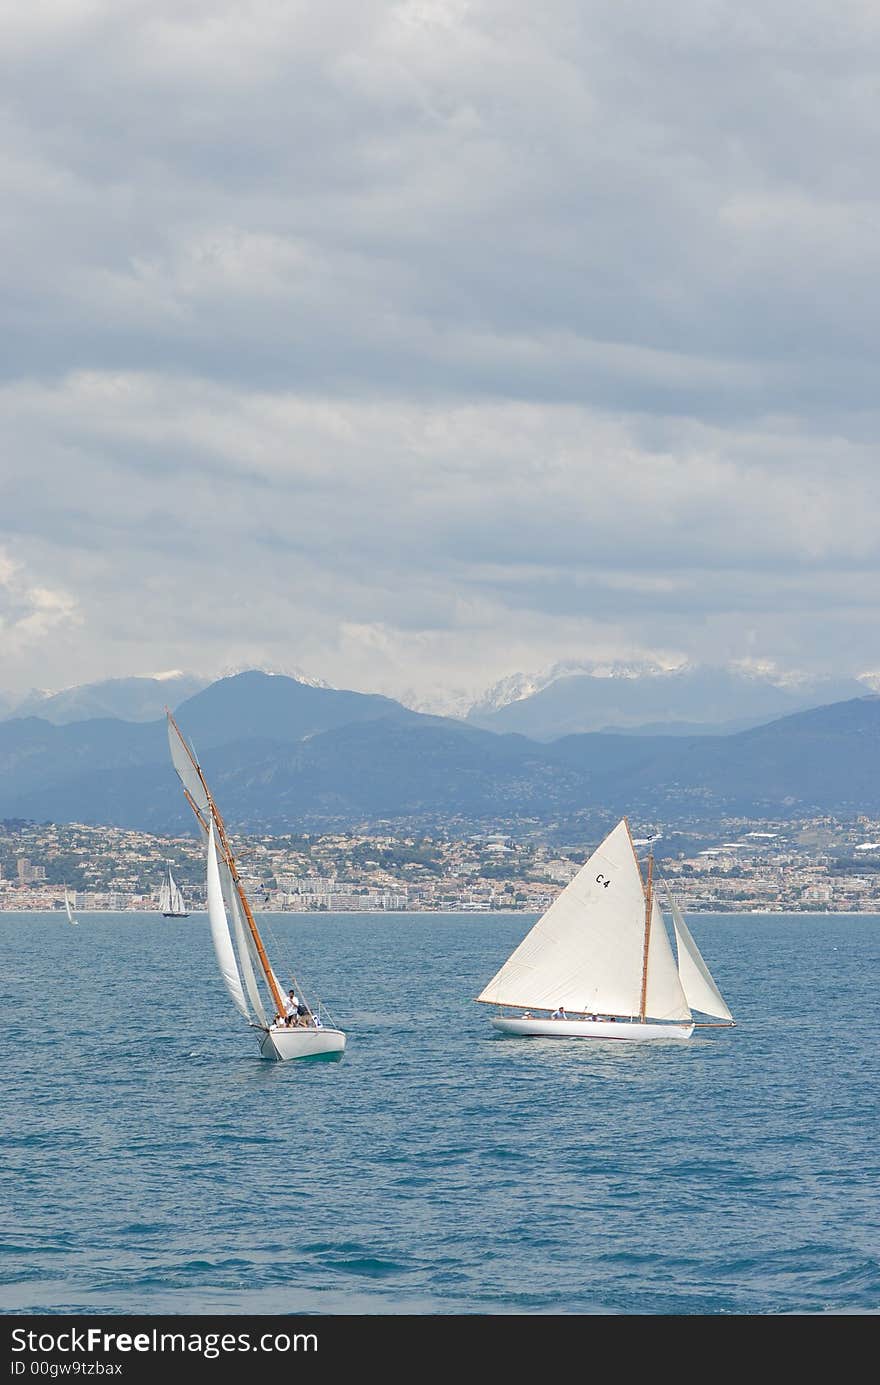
5, 660, 872, 738
1, 668, 879, 836
465, 662, 873, 738
0, 673, 210, 725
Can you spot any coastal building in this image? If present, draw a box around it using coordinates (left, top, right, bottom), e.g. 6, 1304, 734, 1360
4, 813, 880, 912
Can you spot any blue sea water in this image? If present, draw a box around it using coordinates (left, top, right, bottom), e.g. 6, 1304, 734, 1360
0, 909, 877, 1317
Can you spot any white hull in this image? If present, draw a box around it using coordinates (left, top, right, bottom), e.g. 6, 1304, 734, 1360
490, 1015, 694, 1042
258, 1026, 346, 1061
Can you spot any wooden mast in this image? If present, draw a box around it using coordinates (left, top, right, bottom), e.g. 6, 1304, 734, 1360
166, 709, 287, 1019
624, 817, 654, 1024
209, 797, 287, 1019
639, 850, 654, 1022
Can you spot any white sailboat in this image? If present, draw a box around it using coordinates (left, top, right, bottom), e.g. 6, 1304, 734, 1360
158, 866, 188, 918
64, 887, 79, 926
166, 709, 346, 1062
477, 817, 735, 1042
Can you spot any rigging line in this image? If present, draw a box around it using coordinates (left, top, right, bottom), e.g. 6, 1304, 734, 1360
256, 912, 339, 1025
258, 911, 306, 994
260, 909, 339, 1023
232, 873, 319, 1018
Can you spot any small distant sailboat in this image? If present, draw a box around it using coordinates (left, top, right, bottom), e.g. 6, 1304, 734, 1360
158, 866, 188, 918
477, 817, 735, 1042
166, 709, 346, 1062
64, 887, 79, 926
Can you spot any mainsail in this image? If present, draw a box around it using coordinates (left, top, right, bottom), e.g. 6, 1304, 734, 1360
477, 819, 691, 1020
667, 892, 734, 1022
206, 816, 251, 1022
222, 857, 268, 1024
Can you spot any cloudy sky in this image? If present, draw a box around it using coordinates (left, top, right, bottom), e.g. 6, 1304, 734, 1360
3, 0, 880, 711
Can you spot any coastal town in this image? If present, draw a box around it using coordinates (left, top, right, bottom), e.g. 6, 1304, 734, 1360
3, 814, 880, 914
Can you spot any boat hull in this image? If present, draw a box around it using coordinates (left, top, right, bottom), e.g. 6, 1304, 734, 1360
490, 1015, 694, 1042
258, 1026, 346, 1061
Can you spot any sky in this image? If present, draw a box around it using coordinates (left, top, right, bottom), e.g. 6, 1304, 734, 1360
3, 0, 880, 713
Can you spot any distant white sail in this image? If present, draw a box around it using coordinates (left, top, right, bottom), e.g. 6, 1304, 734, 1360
478, 819, 682, 1018
668, 894, 734, 1022
159, 867, 187, 915
168, 869, 186, 915
206, 817, 250, 1022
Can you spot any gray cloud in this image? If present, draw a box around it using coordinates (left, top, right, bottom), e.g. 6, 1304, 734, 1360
1, 2, 880, 705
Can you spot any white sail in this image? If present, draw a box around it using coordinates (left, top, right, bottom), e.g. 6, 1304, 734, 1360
167, 717, 210, 829
220, 856, 269, 1025
644, 895, 692, 1022
64, 888, 77, 924
206, 817, 251, 1022
159, 867, 186, 914
168, 869, 186, 914
478, 819, 673, 1017
668, 894, 734, 1022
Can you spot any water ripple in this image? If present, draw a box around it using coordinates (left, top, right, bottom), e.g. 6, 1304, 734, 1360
1, 910, 878, 1314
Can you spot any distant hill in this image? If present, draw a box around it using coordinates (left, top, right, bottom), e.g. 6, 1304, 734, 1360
0, 670, 878, 833
543, 695, 880, 819
0, 716, 168, 803
467, 663, 871, 739
0, 670, 459, 831
170, 669, 425, 747
0, 715, 620, 835
1, 673, 209, 725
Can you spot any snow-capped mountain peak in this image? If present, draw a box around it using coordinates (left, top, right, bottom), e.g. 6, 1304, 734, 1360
467, 658, 678, 717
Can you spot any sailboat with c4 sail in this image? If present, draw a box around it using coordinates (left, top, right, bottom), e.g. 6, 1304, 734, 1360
166, 709, 346, 1061
477, 817, 734, 1042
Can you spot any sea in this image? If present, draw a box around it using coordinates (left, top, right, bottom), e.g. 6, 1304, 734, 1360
0, 909, 877, 1319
